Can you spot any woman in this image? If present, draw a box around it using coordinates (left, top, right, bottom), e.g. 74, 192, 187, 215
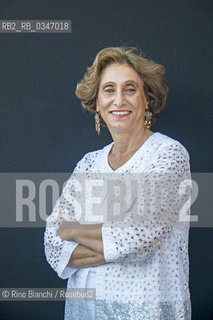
44, 47, 191, 319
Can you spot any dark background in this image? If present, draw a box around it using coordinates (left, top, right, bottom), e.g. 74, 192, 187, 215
0, 0, 212, 319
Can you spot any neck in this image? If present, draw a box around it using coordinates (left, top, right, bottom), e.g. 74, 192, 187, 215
109, 126, 153, 156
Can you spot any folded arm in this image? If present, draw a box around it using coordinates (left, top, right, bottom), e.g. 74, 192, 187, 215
68, 243, 105, 268
44, 160, 107, 278
57, 221, 104, 254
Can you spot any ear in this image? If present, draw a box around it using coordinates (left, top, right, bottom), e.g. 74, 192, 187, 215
96, 99, 100, 112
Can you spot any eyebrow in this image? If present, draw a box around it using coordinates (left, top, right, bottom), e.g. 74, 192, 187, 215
101, 80, 140, 87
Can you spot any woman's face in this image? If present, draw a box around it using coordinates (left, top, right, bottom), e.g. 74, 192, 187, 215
96, 63, 148, 134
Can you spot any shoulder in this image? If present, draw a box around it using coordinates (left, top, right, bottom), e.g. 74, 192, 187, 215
148, 132, 191, 173
152, 132, 190, 160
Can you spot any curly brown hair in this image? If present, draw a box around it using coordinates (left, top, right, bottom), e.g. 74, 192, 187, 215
75, 47, 168, 123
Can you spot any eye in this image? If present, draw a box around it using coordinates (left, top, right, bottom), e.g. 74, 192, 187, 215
103, 88, 114, 94
125, 87, 136, 94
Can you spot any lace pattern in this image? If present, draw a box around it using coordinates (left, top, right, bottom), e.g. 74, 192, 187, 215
44, 132, 192, 319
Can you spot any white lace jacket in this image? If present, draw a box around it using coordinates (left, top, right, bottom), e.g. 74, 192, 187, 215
44, 132, 192, 320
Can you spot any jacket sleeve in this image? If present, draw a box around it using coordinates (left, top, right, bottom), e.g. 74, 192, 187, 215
44, 159, 85, 279
101, 142, 192, 263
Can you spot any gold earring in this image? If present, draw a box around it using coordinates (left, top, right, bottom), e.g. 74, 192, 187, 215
144, 110, 152, 129
94, 112, 100, 135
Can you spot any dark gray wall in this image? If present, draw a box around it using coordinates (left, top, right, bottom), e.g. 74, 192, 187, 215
0, 1, 212, 319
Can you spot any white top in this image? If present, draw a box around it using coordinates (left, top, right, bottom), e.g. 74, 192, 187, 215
44, 132, 192, 320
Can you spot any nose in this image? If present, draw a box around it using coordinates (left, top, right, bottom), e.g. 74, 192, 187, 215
113, 89, 124, 107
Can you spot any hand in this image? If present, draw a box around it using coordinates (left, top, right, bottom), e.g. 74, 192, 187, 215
56, 221, 80, 241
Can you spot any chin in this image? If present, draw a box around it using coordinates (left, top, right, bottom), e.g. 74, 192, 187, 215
109, 124, 132, 133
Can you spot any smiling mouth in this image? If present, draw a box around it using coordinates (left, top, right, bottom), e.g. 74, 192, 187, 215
111, 110, 129, 115
110, 110, 131, 118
